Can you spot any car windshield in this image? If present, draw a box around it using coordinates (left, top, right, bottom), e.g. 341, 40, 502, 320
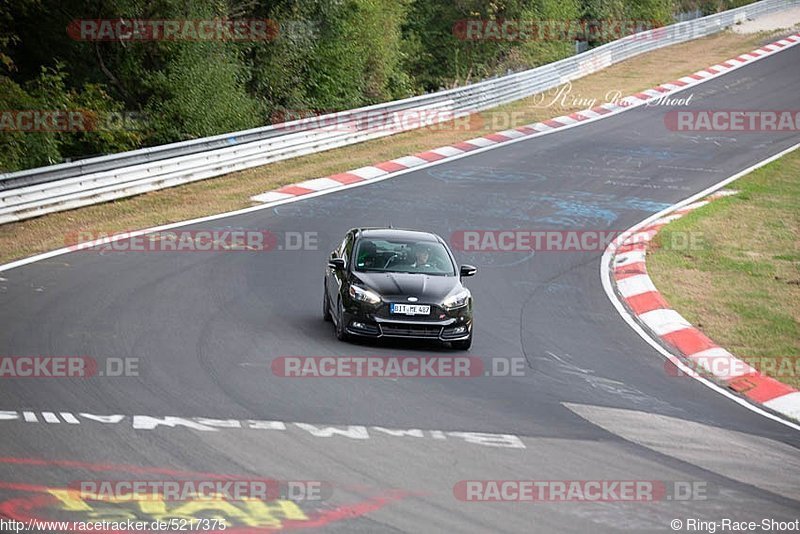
354, 238, 456, 276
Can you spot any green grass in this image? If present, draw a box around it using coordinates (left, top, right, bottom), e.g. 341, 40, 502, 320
648, 148, 800, 387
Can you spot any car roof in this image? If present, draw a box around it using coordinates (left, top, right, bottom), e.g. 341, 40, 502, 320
354, 228, 441, 243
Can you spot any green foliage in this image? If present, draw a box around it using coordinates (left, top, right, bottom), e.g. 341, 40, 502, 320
1, 0, 742, 172
0, 65, 140, 172
142, 43, 264, 143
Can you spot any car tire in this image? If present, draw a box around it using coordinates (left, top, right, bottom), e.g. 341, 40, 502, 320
335, 299, 350, 342
323, 286, 332, 322
451, 333, 472, 351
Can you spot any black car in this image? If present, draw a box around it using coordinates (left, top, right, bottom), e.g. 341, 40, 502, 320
323, 228, 477, 349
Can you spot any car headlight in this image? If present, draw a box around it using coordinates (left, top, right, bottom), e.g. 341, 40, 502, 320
443, 289, 470, 310
349, 285, 381, 305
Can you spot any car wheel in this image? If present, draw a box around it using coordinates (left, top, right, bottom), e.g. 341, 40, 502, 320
451, 333, 472, 351
335, 299, 350, 342
323, 286, 332, 322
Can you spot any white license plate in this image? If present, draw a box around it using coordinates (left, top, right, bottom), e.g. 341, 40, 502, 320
390, 304, 430, 315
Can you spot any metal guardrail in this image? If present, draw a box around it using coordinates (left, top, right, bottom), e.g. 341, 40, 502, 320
0, 0, 796, 224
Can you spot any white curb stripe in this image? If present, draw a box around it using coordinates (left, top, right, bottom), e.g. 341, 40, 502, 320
349, 166, 387, 180
621, 96, 645, 106
430, 146, 465, 157
497, 129, 527, 139
553, 116, 578, 125
642, 89, 665, 98
763, 393, 800, 420
464, 137, 497, 148
689, 347, 755, 378
578, 110, 602, 119
614, 250, 647, 268
617, 274, 657, 298
638, 309, 692, 336
391, 155, 429, 168
294, 177, 346, 191
250, 191, 295, 203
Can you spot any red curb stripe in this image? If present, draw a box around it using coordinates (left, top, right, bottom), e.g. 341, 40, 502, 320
616, 243, 647, 255
706, 66, 720, 74
375, 161, 408, 172
415, 151, 446, 162
276, 184, 315, 196
640, 223, 666, 234
543, 119, 566, 128
670, 79, 689, 86
728, 375, 797, 403
329, 172, 365, 185
737, 54, 754, 61
484, 133, 511, 143
452, 141, 481, 152
688, 73, 705, 80
662, 328, 717, 356
568, 112, 590, 121
592, 106, 613, 115
653, 86, 670, 93
515, 126, 538, 135
614, 262, 647, 279
759, 46, 773, 53
633, 92, 652, 100
626, 291, 669, 315
615, 270, 647, 281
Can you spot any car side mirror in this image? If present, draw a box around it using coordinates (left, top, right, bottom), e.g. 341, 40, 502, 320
328, 258, 346, 270
460, 264, 477, 277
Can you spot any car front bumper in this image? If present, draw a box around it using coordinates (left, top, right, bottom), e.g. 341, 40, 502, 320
341, 304, 472, 341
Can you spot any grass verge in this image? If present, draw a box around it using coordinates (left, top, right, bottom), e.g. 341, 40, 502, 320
648, 148, 800, 388
0, 29, 795, 264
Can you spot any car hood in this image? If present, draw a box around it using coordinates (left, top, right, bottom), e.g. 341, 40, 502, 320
352, 272, 461, 302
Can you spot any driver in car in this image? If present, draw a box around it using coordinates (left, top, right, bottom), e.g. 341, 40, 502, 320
411, 245, 434, 269
357, 240, 378, 268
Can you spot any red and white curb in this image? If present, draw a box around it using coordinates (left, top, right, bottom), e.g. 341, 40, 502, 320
608, 190, 800, 423
252, 32, 800, 204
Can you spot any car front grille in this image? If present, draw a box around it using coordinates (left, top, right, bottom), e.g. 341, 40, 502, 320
380, 324, 443, 338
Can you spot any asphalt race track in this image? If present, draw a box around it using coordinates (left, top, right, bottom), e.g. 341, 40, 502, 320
1, 38, 799, 533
